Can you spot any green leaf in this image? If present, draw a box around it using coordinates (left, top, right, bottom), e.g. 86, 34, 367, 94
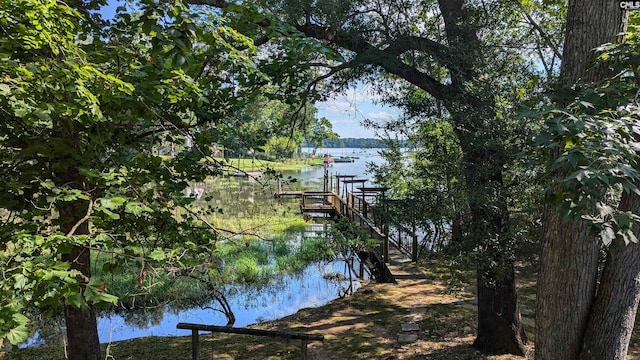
5, 314, 30, 345
40, 179, 56, 189
65, 292, 85, 309
0, 83, 10, 95
101, 197, 127, 209
149, 248, 166, 261
13, 274, 28, 289
33, 107, 51, 121
124, 201, 152, 215
96, 292, 118, 305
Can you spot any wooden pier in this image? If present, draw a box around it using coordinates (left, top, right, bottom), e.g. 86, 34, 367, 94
274, 172, 420, 267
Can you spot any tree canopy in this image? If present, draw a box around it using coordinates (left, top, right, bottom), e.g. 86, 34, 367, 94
4, 0, 640, 359
0, 0, 315, 356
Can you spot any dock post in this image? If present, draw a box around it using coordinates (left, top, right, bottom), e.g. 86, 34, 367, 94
383, 235, 389, 263
191, 329, 199, 360
412, 233, 418, 262
363, 200, 367, 219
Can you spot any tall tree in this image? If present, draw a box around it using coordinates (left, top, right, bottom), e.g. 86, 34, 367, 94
305, 116, 339, 153
191, 0, 556, 354
0, 0, 290, 358
371, 117, 467, 251
536, 2, 635, 359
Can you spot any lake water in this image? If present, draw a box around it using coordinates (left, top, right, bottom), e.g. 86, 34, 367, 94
95, 260, 362, 343
27, 148, 385, 346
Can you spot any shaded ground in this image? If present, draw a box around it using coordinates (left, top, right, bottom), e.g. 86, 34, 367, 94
9, 248, 640, 359
270, 249, 530, 360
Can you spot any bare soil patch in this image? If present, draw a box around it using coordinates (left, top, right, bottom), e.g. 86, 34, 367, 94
10, 252, 640, 359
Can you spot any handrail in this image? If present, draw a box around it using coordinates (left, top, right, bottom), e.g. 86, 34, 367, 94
176, 322, 323, 360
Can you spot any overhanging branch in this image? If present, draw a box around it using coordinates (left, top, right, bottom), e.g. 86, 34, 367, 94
295, 22, 455, 102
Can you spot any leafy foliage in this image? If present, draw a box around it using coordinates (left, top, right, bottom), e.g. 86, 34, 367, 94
0, 0, 314, 346
535, 26, 640, 245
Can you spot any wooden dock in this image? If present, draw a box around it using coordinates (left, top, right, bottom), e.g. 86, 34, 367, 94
300, 191, 337, 214
275, 176, 420, 266
274, 190, 303, 197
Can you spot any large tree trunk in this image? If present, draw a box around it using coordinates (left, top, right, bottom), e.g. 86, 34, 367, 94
580, 189, 640, 360
475, 268, 526, 355
560, 1, 627, 85
438, 0, 527, 353
57, 165, 101, 360
535, 2, 628, 359
536, 207, 599, 359
455, 126, 527, 355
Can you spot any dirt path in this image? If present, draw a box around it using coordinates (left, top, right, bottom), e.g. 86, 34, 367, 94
183, 248, 636, 359
254, 248, 528, 359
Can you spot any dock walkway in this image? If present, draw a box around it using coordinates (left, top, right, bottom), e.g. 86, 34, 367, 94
276, 179, 419, 266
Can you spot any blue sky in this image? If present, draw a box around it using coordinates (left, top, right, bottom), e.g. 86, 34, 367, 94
100, 0, 121, 19
316, 85, 400, 138
100, 2, 400, 139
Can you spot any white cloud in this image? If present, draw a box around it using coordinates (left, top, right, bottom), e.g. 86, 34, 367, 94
316, 98, 355, 115
366, 111, 396, 122
316, 83, 402, 138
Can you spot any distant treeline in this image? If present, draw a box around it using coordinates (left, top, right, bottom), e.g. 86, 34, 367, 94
303, 138, 383, 148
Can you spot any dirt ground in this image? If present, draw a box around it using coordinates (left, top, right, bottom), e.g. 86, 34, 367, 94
11, 248, 640, 359
246, 249, 530, 360
249, 248, 640, 360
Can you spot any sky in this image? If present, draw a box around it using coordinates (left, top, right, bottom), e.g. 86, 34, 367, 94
316, 85, 401, 139
99, 2, 401, 139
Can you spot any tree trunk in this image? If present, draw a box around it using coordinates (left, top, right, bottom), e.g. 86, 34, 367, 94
536, 2, 628, 359
580, 189, 640, 360
62, 248, 100, 360
56, 160, 101, 360
475, 268, 526, 355
436, 0, 527, 353
456, 134, 527, 355
560, 1, 628, 85
536, 207, 600, 359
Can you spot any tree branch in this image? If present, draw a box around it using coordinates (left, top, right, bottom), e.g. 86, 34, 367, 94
295, 22, 455, 102
66, 197, 94, 237
523, 11, 562, 60
186, 0, 229, 7
384, 35, 453, 61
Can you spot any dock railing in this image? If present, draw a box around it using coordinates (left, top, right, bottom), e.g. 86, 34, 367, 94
336, 192, 388, 263
176, 323, 324, 360
298, 189, 419, 264
388, 223, 419, 262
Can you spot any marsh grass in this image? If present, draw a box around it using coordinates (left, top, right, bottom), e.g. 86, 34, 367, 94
15, 252, 640, 360
211, 157, 323, 173
88, 228, 343, 316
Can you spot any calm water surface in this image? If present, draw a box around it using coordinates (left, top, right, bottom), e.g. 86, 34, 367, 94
28, 148, 384, 346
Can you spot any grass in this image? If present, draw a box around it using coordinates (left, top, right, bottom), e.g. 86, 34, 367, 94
86, 228, 340, 315
13, 255, 640, 359
209, 214, 309, 237
212, 157, 324, 173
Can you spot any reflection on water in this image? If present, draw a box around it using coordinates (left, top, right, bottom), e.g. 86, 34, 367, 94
27, 148, 383, 346
94, 261, 362, 343
26, 256, 365, 347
